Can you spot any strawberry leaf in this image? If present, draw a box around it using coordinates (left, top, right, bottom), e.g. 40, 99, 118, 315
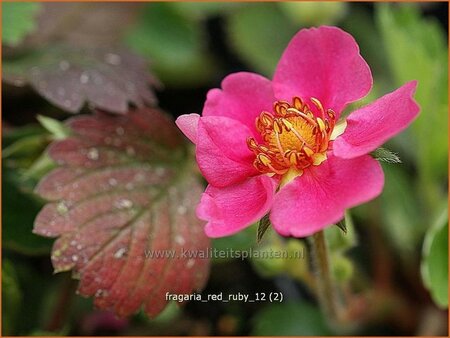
33, 108, 210, 317
3, 46, 158, 114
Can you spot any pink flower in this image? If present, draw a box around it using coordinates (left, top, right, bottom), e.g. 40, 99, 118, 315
176, 26, 420, 238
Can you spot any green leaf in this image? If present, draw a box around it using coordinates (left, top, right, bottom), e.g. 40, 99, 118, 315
2, 2, 41, 46
325, 211, 357, 254
257, 214, 271, 243
37, 115, 72, 140
421, 207, 448, 308
126, 2, 215, 86
171, 2, 239, 20
278, 2, 348, 26
2, 260, 22, 335
252, 302, 332, 335
370, 147, 401, 164
2, 167, 53, 255
212, 224, 256, 263
226, 3, 297, 76
379, 165, 425, 256
376, 4, 448, 209
335, 219, 347, 234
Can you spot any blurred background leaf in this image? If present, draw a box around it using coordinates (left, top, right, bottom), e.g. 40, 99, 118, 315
421, 207, 448, 309
2, 260, 22, 335
226, 3, 296, 77
126, 2, 216, 87
252, 302, 332, 335
2, 2, 41, 46
376, 3, 448, 213
278, 1, 348, 26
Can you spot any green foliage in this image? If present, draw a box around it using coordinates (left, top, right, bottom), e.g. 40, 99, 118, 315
171, 2, 239, 20
37, 115, 71, 140
380, 165, 425, 256
226, 3, 297, 76
2, 2, 41, 46
2, 260, 22, 335
325, 212, 357, 283
126, 2, 215, 86
252, 302, 332, 335
421, 208, 448, 309
3, 167, 53, 255
279, 2, 348, 26
212, 224, 256, 263
376, 4, 448, 211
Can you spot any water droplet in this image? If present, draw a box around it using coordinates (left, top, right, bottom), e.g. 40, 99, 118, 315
57, 87, 66, 96
105, 53, 121, 65
95, 289, 108, 297
80, 72, 90, 84
134, 173, 145, 182
186, 259, 195, 269
115, 199, 133, 209
87, 148, 99, 160
92, 73, 103, 85
108, 178, 118, 186
70, 240, 77, 246
177, 206, 187, 215
56, 201, 69, 215
115, 127, 125, 135
125, 182, 134, 190
155, 168, 165, 177
126, 146, 135, 156
76, 244, 83, 250
175, 235, 185, 245
113, 247, 127, 259
13, 78, 25, 86
72, 255, 79, 262
59, 60, 70, 71
63, 99, 72, 108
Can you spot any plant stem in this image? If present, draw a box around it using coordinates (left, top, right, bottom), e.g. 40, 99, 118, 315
308, 230, 340, 324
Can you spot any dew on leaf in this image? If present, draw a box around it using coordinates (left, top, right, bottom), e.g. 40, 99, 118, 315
126, 146, 135, 156
108, 178, 118, 186
175, 235, 186, 245
56, 201, 69, 215
177, 206, 187, 215
87, 148, 99, 160
115, 127, 125, 135
114, 199, 133, 209
80, 72, 90, 84
59, 60, 70, 71
71, 254, 79, 262
113, 247, 128, 259
105, 53, 121, 65
186, 259, 195, 269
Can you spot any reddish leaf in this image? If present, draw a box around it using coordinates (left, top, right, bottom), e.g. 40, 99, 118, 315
33, 108, 210, 317
3, 46, 158, 114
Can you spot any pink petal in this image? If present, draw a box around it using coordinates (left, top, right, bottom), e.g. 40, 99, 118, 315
175, 113, 200, 144
333, 81, 420, 159
197, 116, 258, 187
273, 26, 372, 115
203, 72, 275, 133
197, 176, 277, 238
270, 155, 383, 237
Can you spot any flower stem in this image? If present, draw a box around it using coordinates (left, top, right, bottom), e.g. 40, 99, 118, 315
308, 230, 340, 324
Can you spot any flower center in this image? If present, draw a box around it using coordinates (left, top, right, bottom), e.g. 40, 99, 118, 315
247, 97, 336, 176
